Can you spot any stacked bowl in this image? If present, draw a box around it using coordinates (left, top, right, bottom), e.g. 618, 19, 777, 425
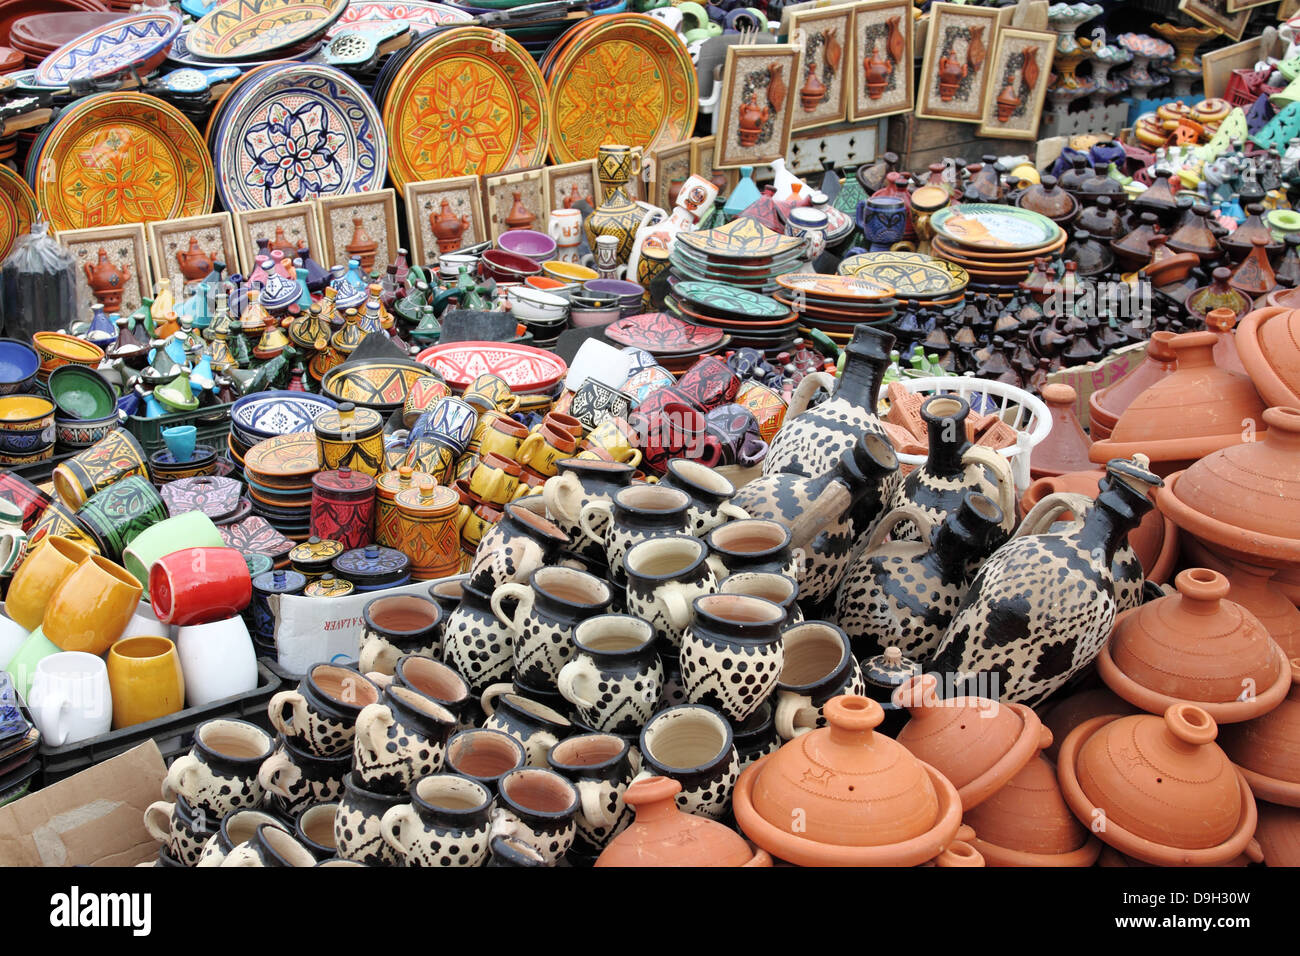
928, 204, 1064, 296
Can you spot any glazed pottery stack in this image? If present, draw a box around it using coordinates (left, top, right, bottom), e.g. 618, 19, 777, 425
241, 434, 320, 545
838, 250, 970, 311
773, 273, 900, 347
602, 311, 730, 376
665, 280, 798, 360
928, 203, 1064, 294
668, 218, 808, 294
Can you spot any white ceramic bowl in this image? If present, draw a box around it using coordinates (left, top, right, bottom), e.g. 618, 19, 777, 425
507, 285, 570, 323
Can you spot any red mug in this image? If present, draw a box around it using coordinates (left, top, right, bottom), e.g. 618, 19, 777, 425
149, 547, 253, 626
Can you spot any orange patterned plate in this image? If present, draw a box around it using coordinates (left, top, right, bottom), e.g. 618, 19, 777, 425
244, 433, 321, 480
34, 92, 213, 231
0, 164, 36, 261
188, 0, 347, 61
382, 26, 549, 193
545, 13, 697, 164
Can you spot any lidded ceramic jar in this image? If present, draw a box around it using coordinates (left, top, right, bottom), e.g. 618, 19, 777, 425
305, 573, 354, 598
1088, 330, 1178, 442
314, 402, 385, 478
310, 468, 376, 549
393, 482, 461, 581
963, 754, 1100, 867
375, 466, 431, 550
332, 545, 411, 592
1056, 704, 1261, 867
1219, 659, 1300, 806
249, 569, 306, 645
732, 695, 964, 866
1097, 568, 1290, 722
290, 536, 344, 581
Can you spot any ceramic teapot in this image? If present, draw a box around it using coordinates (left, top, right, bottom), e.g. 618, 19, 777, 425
84, 249, 131, 312
175, 238, 214, 282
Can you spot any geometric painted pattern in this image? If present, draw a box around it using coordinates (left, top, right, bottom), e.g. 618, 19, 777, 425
34, 11, 183, 87
189, 0, 348, 60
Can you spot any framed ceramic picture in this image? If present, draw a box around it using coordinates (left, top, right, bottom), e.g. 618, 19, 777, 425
403, 175, 488, 267
713, 44, 803, 169
234, 203, 325, 276
1178, 0, 1249, 41
483, 166, 546, 242
915, 2, 1001, 123
146, 212, 238, 289
849, 0, 915, 122
787, 4, 853, 130
55, 223, 150, 318
691, 136, 738, 194
542, 158, 599, 214
1281, 0, 1300, 18
316, 188, 401, 275
1200, 35, 1268, 97
977, 28, 1054, 141
648, 138, 694, 211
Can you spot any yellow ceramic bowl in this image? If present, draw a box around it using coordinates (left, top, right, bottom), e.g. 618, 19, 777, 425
0, 395, 55, 428
542, 261, 598, 283
107, 635, 185, 729
3, 534, 93, 632
43, 554, 143, 655
31, 332, 104, 379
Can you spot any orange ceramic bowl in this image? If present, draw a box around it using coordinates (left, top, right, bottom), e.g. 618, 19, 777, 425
31, 332, 104, 381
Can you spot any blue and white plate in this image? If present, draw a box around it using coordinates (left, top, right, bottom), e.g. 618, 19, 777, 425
34, 11, 183, 89
212, 62, 387, 211
231, 389, 338, 441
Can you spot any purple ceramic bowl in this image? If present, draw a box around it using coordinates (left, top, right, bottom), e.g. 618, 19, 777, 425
480, 248, 542, 282
584, 278, 644, 300
497, 230, 558, 263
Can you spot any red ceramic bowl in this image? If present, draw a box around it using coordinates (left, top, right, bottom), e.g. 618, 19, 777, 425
480, 249, 542, 283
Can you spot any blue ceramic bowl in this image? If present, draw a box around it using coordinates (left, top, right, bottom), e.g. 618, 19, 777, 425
0, 338, 40, 395
55, 412, 120, 448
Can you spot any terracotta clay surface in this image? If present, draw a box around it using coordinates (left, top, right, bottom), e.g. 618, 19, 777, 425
1219, 659, 1300, 807
963, 754, 1100, 867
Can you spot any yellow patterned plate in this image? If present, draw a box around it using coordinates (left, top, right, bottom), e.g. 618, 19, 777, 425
188, 0, 348, 61
837, 251, 969, 298
383, 26, 549, 193
545, 13, 697, 164
0, 165, 36, 261
675, 217, 804, 260
34, 92, 214, 231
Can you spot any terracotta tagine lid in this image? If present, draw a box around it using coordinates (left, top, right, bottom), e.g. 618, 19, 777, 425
1088, 330, 1178, 440
733, 695, 963, 866
1204, 307, 1246, 376
1236, 306, 1300, 408
1253, 802, 1300, 865
1218, 658, 1300, 807
1096, 568, 1290, 722
1056, 704, 1260, 866
595, 776, 772, 867
1030, 383, 1093, 479
1154, 406, 1300, 568
963, 754, 1101, 867
893, 674, 1049, 810
1089, 330, 1267, 474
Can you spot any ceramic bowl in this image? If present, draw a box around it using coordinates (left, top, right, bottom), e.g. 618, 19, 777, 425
524, 276, 578, 299
0, 394, 55, 455
31, 331, 104, 380
439, 253, 479, 279
480, 249, 542, 283
585, 278, 643, 301
55, 413, 120, 448
498, 229, 558, 263
507, 285, 569, 323
543, 261, 599, 284
570, 305, 621, 328
47, 365, 116, 421
0, 338, 40, 394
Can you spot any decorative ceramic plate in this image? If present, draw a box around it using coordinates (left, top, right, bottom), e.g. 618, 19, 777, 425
188, 0, 347, 60
545, 14, 696, 164
774, 274, 894, 301
416, 340, 567, 391
928, 204, 1062, 251
838, 252, 969, 298
320, 358, 429, 409
167, 25, 325, 68
218, 515, 296, 558
244, 432, 320, 480
327, 0, 469, 36
675, 217, 804, 260
161, 475, 243, 519
670, 281, 790, 319
0, 165, 36, 262
34, 10, 182, 87
382, 27, 549, 192
604, 312, 725, 354
231, 389, 337, 439
213, 63, 387, 210
671, 242, 806, 273
35, 92, 213, 230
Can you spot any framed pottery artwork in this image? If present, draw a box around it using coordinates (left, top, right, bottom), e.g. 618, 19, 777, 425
649, 139, 694, 212
483, 166, 546, 242
691, 136, 738, 195
317, 188, 401, 274
915, 2, 1001, 123
976, 28, 1054, 141
146, 212, 239, 288
542, 158, 599, 214
787, 4, 853, 131
713, 44, 803, 169
234, 203, 325, 275
55, 223, 150, 318
849, 0, 914, 122
1200, 35, 1267, 96
1178, 0, 1249, 41
403, 175, 488, 266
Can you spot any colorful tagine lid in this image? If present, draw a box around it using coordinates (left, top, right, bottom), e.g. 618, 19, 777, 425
289, 536, 345, 577
242, 552, 275, 580
893, 673, 1049, 810
732, 695, 963, 866
1056, 704, 1261, 867
377, 465, 432, 503
252, 568, 307, 597
312, 467, 377, 500
394, 480, 459, 517
1219, 659, 1300, 807
313, 401, 383, 440
1097, 568, 1290, 722
332, 544, 410, 588
304, 572, 354, 598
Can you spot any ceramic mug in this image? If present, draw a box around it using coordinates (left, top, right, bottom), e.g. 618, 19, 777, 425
444, 728, 527, 794
546, 733, 639, 854
491, 565, 613, 690
122, 511, 225, 591
106, 635, 184, 729
480, 688, 573, 767
557, 614, 662, 735
578, 484, 691, 589
148, 546, 252, 627
704, 403, 769, 468
705, 519, 804, 581
359, 594, 442, 676
548, 208, 583, 261
335, 771, 409, 866
392, 654, 473, 727
469, 452, 526, 505
772, 621, 867, 740
42, 553, 142, 655
270, 663, 382, 757
621, 364, 676, 405
623, 535, 718, 649
635, 703, 739, 820
164, 718, 275, 817
196, 810, 289, 867
660, 458, 749, 536
542, 459, 636, 565
220, 823, 317, 867
463, 373, 519, 415
569, 379, 636, 431
476, 415, 530, 462
517, 424, 580, 478
402, 375, 450, 429
579, 417, 643, 468
719, 572, 803, 627
736, 380, 789, 444
294, 802, 341, 860
5, 626, 60, 699
0, 524, 27, 576
144, 794, 217, 866
381, 774, 494, 867
258, 734, 352, 818
3, 534, 92, 631
27, 650, 112, 747
175, 616, 259, 707
679, 593, 785, 724
676, 356, 740, 411
488, 767, 579, 865
353, 684, 457, 792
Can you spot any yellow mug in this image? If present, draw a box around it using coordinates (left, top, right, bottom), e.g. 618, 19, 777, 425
463, 374, 520, 415
469, 453, 525, 505
107, 635, 185, 729
3, 534, 93, 632
581, 419, 643, 468
477, 415, 530, 461
517, 426, 579, 478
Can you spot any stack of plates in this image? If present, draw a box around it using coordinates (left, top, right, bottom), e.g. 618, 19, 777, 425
603, 311, 730, 375
772, 273, 898, 345
666, 280, 799, 360
838, 251, 970, 310
928, 204, 1064, 295
9, 12, 125, 68
670, 219, 808, 294
241, 433, 320, 543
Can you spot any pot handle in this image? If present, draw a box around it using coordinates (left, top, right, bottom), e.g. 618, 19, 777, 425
578, 500, 615, 547
961, 445, 1015, 533
268, 689, 308, 739
774, 693, 819, 741
661, 585, 694, 633
785, 371, 835, 421
557, 657, 600, 710
1015, 491, 1094, 539
163, 753, 202, 803
143, 800, 174, 845
479, 683, 513, 717
218, 844, 262, 868
380, 803, 416, 862
354, 703, 394, 766
576, 778, 618, 830
541, 471, 579, 526
863, 505, 936, 552
718, 502, 749, 523
256, 749, 300, 800
787, 482, 851, 552
490, 582, 533, 637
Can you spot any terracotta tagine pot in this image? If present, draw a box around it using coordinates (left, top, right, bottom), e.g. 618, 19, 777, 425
1015, 174, 1079, 227
1089, 330, 1266, 475
83, 248, 131, 312
1056, 704, 1262, 866
1236, 306, 1300, 408
799, 61, 827, 111
175, 237, 214, 282
346, 217, 378, 272
1219, 659, 1300, 807
1179, 538, 1300, 658
594, 776, 771, 867
1204, 307, 1246, 376
733, 695, 965, 866
893, 673, 1050, 810
1254, 802, 1300, 865
1088, 330, 1179, 441
1096, 568, 1290, 722
737, 93, 769, 147
431, 200, 469, 254
1030, 383, 1092, 479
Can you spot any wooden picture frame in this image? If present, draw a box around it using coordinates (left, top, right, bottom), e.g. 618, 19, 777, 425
234, 203, 324, 275
849, 0, 915, 122
542, 158, 599, 214
787, 3, 854, 130
1178, 0, 1249, 42
977, 28, 1055, 141
1225, 0, 1272, 10
146, 212, 238, 289
713, 44, 803, 169
1281, 0, 1300, 19
483, 166, 546, 242
915, 2, 1001, 123
691, 136, 738, 195
649, 138, 695, 211
1201, 35, 1268, 97
55, 222, 151, 318
403, 175, 488, 267
316, 188, 401, 275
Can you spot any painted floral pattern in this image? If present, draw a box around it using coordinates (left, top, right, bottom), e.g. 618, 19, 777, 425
244, 101, 347, 205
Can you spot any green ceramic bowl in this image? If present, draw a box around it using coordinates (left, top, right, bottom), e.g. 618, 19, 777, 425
47, 365, 116, 421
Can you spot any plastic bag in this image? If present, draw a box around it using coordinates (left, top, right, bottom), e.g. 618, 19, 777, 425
0, 220, 78, 341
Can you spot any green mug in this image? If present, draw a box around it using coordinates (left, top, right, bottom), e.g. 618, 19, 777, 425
123, 511, 225, 592
8, 626, 60, 699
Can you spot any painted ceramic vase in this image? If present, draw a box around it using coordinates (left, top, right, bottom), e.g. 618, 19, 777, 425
52, 428, 149, 508
624, 535, 719, 649
353, 685, 457, 792
679, 594, 785, 723
310, 468, 377, 549
660, 458, 749, 537
380, 774, 493, 867
585, 145, 644, 265
480, 689, 573, 766
393, 482, 461, 581
74, 475, 167, 562
314, 403, 385, 478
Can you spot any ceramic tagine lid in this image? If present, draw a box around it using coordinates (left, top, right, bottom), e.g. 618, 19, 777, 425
377, 465, 431, 504
332, 544, 411, 589
732, 695, 964, 866
595, 776, 772, 867
252, 568, 307, 598
394, 480, 459, 519
1154, 406, 1300, 568
1236, 307, 1300, 407
289, 536, 345, 578
893, 674, 1049, 810
312, 467, 377, 501
304, 572, 354, 598
1088, 330, 1179, 438
314, 402, 384, 441
1219, 658, 1300, 806
1056, 703, 1261, 867
1096, 567, 1290, 722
